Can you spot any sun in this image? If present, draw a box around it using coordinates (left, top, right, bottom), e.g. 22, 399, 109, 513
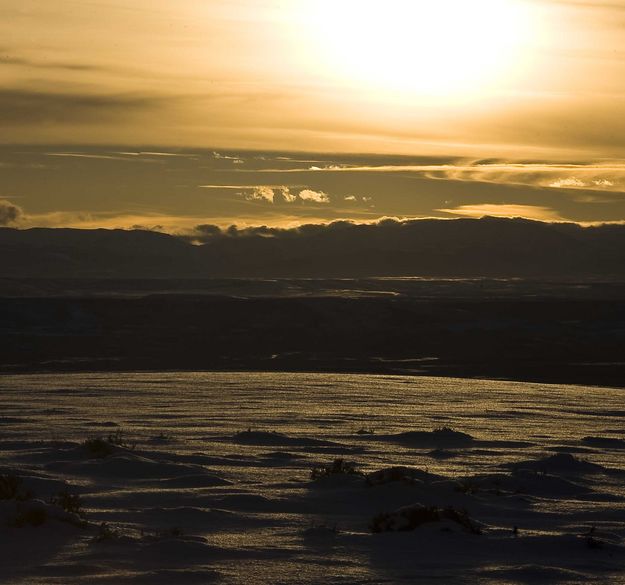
297, 0, 535, 100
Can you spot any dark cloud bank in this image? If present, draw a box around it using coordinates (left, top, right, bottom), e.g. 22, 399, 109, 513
0, 200, 23, 226
0, 89, 158, 125
3, 217, 625, 279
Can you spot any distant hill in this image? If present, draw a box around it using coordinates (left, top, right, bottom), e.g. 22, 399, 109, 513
2, 217, 625, 278
0, 228, 199, 278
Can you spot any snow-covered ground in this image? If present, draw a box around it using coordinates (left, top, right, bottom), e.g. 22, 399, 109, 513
0, 372, 624, 584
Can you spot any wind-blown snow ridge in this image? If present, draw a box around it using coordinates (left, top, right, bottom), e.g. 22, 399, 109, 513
0, 371, 624, 584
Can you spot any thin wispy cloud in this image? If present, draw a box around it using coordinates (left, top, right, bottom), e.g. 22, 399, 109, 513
0, 54, 103, 72
248, 161, 625, 193
438, 204, 565, 222
0, 88, 162, 125
211, 152, 244, 163
45, 153, 137, 161
198, 184, 305, 190
117, 151, 199, 158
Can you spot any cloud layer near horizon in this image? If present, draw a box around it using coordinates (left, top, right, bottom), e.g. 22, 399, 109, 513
4, 146, 625, 230
0, 199, 24, 226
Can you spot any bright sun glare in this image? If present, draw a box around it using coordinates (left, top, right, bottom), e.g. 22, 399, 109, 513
300, 0, 535, 100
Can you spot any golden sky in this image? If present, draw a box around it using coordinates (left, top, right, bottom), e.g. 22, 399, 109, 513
1, 0, 625, 228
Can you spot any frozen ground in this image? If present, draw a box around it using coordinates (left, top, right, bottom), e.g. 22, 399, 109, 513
0, 372, 624, 584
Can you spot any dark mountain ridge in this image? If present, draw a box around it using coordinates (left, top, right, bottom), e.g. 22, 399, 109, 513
2, 217, 625, 278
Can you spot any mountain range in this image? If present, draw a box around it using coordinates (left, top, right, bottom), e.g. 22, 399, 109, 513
2, 217, 625, 279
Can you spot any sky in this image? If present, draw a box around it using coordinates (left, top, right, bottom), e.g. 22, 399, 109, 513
1, 0, 625, 230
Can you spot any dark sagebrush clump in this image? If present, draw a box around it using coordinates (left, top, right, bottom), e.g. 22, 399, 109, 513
0, 474, 32, 501
106, 429, 134, 448
311, 458, 361, 480
50, 490, 86, 518
149, 432, 172, 443
83, 429, 135, 459
365, 466, 429, 486
370, 504, 482, 535
454, 479, 481, 495
93, 522, 122, 543
11, 505, 48, 528
83, 438, 115, 458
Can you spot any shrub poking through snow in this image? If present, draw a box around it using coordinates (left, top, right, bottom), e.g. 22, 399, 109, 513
106, 429, 134, 449
454, 480, 480, 495
587, 536, 604, 550
50, 490, 85, 519
11, 503, 48, 528
82, 429, 135, 458
432, 427, 474, 443
311, 458, 361, 480
370, 504, 482, 535
83, 438, 115, 459
149, 432, 172, 443
303, 524, 340, 540
0, 475, 32, 501
366, 466, 429, 486
93, 522, 122, 542
1, 475, 87, 529
507, 453, 605, 475
160, 526, 184, 538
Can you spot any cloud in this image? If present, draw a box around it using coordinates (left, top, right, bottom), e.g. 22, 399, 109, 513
118, 151, 197, 158
438, 204, 565, 222
200, 184, 330, 205
242, 186, 297, 204
550, 177, 616, 189
278, 187, 297, 203
254, 160, 625, 193
309, 165, 351, 171
0, 88, 161, 125
194, 224, 222, 237
45, 152, 139, 161
298, 189, 330, 203
0, 199, 24, 225
246, 186, 276, 203
0, 54, 102, 72
130, 223, 165, 232
593, 179, 615, 187
200, 184, 282, 189
543, 0, 625, 12
185, 220, 360, 243
549, 177, 588, 188
198, 184, 305, 194
15, 209, 209, 232
344, 195, 373, 205
211, 151, 244, 164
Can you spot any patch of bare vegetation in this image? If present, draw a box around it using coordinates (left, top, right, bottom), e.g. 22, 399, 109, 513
0, 474, 32, 501
311, 458, 362, 480
82, 429, 135, 458
371, 504, 482, 535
